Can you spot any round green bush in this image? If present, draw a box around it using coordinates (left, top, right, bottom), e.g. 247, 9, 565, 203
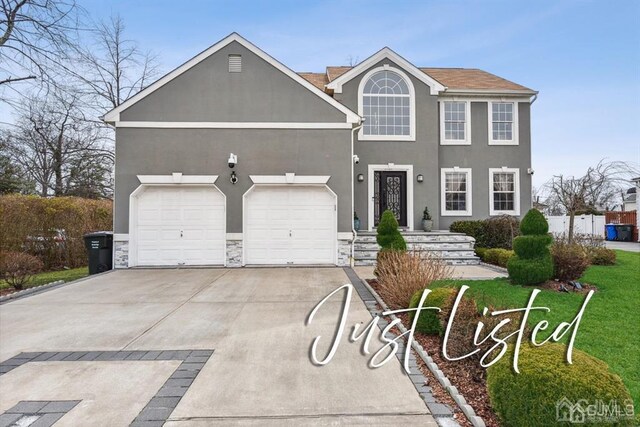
507, 254, 554, 286
487, 343, 633, 427
512, 235, 552, 259
519, 209, 549, 235
408, 287, 456, 335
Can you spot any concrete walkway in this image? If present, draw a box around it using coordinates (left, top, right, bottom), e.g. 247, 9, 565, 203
0, 268, 437, 426
605, 240, 640, 252
354, 264, 507, 281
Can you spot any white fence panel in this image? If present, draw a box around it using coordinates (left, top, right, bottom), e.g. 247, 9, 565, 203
545, 215, 605, 237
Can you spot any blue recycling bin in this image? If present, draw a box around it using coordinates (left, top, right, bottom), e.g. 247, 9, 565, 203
605, 224, 617, 241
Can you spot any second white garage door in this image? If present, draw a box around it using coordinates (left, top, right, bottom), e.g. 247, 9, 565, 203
135, 186, 226, 266
244, 186, 336, 265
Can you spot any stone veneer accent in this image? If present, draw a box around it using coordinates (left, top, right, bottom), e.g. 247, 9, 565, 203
337, 238, 352, 267
114, 240, 129, 269
226, 239, 243, 267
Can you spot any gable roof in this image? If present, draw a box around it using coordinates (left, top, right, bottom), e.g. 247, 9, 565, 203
103, 33, 360, 124
421, 68, 535, 93
297, 72, 328, 91
318, 65, 535, 95
325, 47, 446, 95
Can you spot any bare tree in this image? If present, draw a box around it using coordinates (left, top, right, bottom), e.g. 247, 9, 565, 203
0, 0, 81, 89
544, 160, 640, 243
4, 89, 113, 198
73, 14, 159, 115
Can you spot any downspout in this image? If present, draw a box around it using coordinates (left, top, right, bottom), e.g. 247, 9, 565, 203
351, 119, 364, 267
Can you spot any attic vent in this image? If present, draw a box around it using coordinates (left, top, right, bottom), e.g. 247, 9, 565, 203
228, 54, 242, 72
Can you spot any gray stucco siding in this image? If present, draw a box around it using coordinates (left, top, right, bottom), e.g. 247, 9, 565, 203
120, 41, 347, 123
336, 59, 441, 231
114, 128, 352, 234
437, 102, 532, 229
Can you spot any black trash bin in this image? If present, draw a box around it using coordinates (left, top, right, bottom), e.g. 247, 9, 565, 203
84, 231, 113, 274
615, 224, 633, 242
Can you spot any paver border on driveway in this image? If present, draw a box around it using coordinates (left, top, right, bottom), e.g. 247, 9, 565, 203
0, 349, 214, 427
0, 400, 80, 427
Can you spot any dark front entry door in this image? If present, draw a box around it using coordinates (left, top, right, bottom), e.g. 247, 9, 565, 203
374, 171, 407, 227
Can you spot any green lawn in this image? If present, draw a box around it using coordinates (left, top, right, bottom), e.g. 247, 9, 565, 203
0, 267, 89, 290
433, 250, 640, 405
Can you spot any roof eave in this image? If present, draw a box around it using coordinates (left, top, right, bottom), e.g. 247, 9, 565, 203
440, 88, 538, 97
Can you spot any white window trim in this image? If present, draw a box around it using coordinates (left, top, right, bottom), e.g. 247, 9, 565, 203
439, 100, 471, 145
489, 167, 521, 216
367, 164, 414, 231
488, 101, 519, 145
440, 167, 473, 217
357, 65, 416, 142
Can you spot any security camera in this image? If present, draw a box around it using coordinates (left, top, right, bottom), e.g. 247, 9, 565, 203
228, 153, 237, 168
353, 155, 360, 165
527, 168, 534, 175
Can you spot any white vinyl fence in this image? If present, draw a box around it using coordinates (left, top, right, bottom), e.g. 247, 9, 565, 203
545, 215, 606, 237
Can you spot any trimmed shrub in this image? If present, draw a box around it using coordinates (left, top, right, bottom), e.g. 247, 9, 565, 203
483, 215, 520, 250
475, 247, 488, 259
590, 247, 617, 265
507, 254, 554, 286
376, 210, 406, 251
551, 242, 590, 282
450, 220, 486, 246
487, 343, 634, 427
512, 235, 553, 259
450, 216, 519, 249
507, 209, 554, 285
408, 287, 456, 335
0, 251, 44, 289
0, 195, 112, 269
375, 251, 451, 310
518, 209, 548, 235
483, 248, 515, 268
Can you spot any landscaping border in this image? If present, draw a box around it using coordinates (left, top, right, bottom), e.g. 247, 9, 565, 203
0, 349, 214, 427
345, 267, 486, 427
0, 270, 113, 305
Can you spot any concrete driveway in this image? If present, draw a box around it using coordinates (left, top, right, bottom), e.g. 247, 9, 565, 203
0, 268, 437, 426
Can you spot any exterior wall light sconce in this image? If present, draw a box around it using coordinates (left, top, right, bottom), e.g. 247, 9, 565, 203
228, 153, 238, 184
417, 174, 424, 183
357, 174, 364, 182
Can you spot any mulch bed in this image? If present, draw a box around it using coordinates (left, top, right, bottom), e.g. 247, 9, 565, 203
0, 288, 18, 297
537, 280, 597, 294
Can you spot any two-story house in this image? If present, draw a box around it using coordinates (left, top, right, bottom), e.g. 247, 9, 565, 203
104, 33, 537, 268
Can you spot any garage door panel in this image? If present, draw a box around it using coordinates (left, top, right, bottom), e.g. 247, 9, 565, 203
245, 186, 336, 265
135, 186, 225, 266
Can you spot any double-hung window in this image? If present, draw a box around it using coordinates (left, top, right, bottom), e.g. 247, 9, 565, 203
488, 101, 518, 145
489, 168, 520, 215
441, 168, 472, 216
440, 101, 470, 145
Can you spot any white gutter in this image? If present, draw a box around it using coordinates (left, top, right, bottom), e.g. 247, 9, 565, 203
351, 119, 365, 267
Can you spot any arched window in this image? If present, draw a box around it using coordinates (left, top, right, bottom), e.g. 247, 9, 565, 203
360, 68, 413, 138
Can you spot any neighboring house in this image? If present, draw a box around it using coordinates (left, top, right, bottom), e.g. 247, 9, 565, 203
623, 187, 636, 211
104, 33, 537, 268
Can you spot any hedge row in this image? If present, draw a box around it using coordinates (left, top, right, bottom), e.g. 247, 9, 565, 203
450, 215, 520, 249
0, 195, 112, 269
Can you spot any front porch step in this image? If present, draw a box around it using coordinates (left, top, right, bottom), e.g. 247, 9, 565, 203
353, 230, 480, 266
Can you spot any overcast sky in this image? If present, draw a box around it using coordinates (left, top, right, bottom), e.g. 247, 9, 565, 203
5, 0, 640, 188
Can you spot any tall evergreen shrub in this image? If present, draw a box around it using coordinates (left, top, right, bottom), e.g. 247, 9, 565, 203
507, 209, 553, 285
376, 210, 406, 251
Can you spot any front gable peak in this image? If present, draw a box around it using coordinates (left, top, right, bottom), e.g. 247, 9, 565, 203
325, 47, 446, 95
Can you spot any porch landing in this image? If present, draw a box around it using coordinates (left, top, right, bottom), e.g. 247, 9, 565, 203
353, 231, 480, 266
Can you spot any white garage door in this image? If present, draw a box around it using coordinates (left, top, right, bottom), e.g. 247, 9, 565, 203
245, 186, 336, 265
135, 186, 225, 266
